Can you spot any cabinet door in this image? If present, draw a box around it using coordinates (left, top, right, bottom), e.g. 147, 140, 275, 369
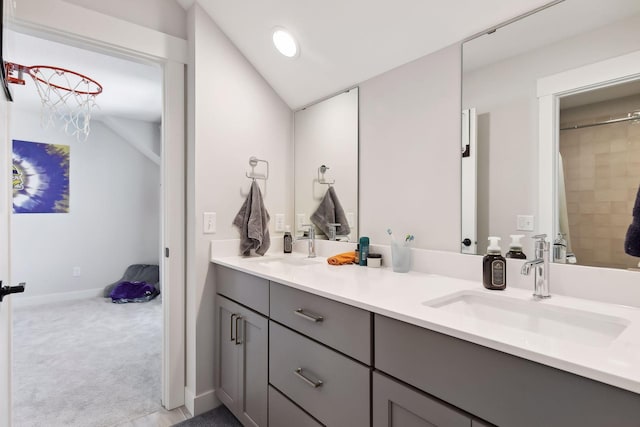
238, 302, 268, 427
215, 295, 268, 427
373, 372, 470, 427
215, 295, 241, 410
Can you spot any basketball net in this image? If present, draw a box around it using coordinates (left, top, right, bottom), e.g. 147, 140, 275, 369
5, 62, 103, 142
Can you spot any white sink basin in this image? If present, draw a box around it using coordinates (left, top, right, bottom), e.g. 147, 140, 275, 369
423, 291, 629, 347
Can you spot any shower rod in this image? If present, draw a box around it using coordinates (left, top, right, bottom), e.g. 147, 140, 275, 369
560, 111, 640, 131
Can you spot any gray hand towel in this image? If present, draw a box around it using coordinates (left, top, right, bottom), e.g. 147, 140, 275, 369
233, 181, 271, 256
310, 186, 351, 238
624, 184, 640, 257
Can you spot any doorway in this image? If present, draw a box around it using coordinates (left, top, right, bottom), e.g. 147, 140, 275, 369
1, 9, 187, 425
8, 30, 168, 425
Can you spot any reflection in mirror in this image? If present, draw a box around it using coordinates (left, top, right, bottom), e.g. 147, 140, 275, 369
294, 88, 358, 241
557, 80, 640, 269
461, 0, 640, 263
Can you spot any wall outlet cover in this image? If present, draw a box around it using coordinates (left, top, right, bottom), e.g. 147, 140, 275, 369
296, 214, 306, 231
275, 214, 285, 232
517, 215, 534, 231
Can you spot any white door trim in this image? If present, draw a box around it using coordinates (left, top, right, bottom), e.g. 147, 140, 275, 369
8, 0, 188, 411
0, 85, 13, 427
537, 49, 640, 239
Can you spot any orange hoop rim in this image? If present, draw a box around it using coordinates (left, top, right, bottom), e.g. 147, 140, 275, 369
4, 62, 103, 96
28, 65, 103, 96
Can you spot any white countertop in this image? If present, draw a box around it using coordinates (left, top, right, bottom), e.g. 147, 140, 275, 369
211, 252, 640, 396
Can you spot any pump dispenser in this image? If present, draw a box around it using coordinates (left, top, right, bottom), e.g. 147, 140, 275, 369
483, 236, 506, 290
283, 225, 293, 253
505, 234, 527, 259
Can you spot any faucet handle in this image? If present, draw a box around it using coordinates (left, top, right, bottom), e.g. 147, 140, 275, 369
532, 234, 547, 242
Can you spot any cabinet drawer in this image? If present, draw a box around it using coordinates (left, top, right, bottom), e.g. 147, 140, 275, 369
373, 371, 470, 427
375, 314, 640, 427
214, 265, 269, 316
268, 386, 322, 427
270, 281, 371, 363
269, 321, 369, 427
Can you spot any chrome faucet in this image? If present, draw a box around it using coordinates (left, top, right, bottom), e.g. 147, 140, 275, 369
521, 234, 551, 299
327, 223, 341, 241
297, 224, 316, 258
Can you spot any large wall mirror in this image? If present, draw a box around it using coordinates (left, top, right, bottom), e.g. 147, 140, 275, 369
461, 0, 640, 271
294, 88, 358, 241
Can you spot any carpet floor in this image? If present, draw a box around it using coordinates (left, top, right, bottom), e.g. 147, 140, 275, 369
12, 296, 162, 427
173, 405, 241, 427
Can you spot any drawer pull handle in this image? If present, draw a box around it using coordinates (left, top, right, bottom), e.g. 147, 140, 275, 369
294, 308, 324, 323
235, 315, 243, 345
294, 368, 323, 388
230, 313, 236, 341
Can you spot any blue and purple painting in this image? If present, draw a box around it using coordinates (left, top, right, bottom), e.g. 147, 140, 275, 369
12, 139, 70, 214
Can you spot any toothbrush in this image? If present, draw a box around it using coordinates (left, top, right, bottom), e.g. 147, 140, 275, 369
405, 234, 414, 243
387, 228, 396, 243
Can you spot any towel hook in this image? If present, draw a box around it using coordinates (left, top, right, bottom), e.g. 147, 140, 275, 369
317, 164, 335, 186
246, 156, 269, 181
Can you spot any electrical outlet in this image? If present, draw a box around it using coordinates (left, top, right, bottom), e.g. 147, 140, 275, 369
203, 212, 216, 234
275, 214, 285, 232
296, 214, 306, 231
517, 215, 534, 231
72, 267, 81, 277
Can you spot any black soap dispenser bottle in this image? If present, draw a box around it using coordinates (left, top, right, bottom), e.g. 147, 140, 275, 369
505, 234, 527, 259
483, 236, 506, 290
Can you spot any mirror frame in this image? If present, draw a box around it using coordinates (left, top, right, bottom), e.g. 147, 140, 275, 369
537, 50, 640, 243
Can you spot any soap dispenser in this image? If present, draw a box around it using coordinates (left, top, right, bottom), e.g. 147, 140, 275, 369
483, 236, 506, 290
283, 225, 293, 254
505, 234, 527, 259
553, 233, 567, 263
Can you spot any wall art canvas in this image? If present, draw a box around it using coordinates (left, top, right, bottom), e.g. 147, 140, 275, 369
12, 139, 70, 213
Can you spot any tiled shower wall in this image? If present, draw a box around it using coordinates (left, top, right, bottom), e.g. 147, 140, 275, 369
560, 94, 640, 269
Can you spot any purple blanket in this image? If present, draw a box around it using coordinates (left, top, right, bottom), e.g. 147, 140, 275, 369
109, 281, 159, 303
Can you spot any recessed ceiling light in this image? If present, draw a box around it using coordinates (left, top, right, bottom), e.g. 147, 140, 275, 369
272, 27, 299, 58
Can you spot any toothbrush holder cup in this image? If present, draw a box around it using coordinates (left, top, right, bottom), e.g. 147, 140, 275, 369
391, 242, 411, 273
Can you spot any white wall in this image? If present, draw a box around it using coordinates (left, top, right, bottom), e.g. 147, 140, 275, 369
10, 110, 160, 298
464, 13, 640, 255
61, 0, 187, 39
186, 4, 293, 413
359, 45, 462, 251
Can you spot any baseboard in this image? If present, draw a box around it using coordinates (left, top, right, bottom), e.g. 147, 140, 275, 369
12, 287, 104, 308
184, 387, 219, 417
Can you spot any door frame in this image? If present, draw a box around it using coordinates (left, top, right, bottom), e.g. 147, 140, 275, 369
6, 0, 188, 411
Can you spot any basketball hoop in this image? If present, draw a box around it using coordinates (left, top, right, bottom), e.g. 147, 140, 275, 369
5, 61, 102, 141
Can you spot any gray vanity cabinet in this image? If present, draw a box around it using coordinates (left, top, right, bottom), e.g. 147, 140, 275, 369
375, 314, 640, 427
268, 386, 322, 427
215, 295, 268, 427
373, 372, 471, 427
269, 320, 370, 426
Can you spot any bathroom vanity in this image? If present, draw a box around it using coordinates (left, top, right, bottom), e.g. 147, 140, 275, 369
212, 253, 640, 426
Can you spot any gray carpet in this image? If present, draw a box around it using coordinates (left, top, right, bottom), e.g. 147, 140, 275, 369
12, 296, 162, 427
174, 405, 241, 426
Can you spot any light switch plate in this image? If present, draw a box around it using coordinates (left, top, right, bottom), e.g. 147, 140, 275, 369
203, 212, 216, 234
275, 214, 285, 232
517, 215, 534, 231
72, 267, 81, 277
